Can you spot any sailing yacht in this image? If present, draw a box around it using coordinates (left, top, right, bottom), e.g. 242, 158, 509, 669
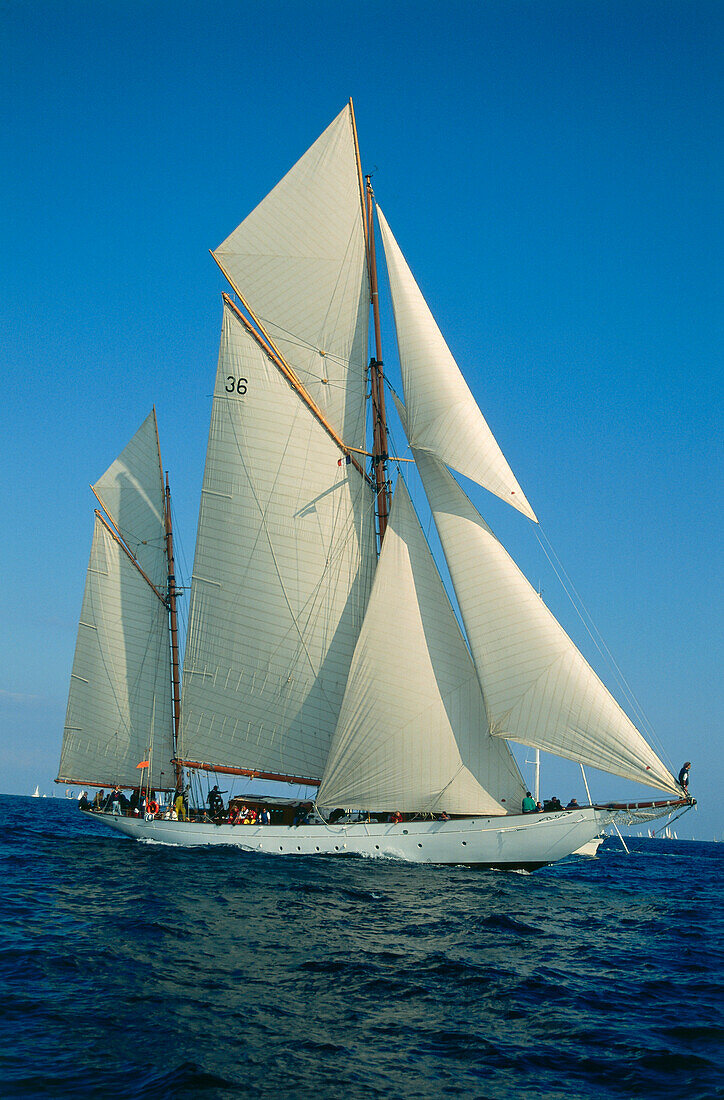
57, 102, 691, 868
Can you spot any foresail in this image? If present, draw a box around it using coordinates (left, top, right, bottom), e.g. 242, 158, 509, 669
59, 517, 174, 789
318, 480, 525, 814
413, 446, 679, 795
179, 302, 377, 783
377, 207, 537, 522
213, 104, 369, 448
92, 409, 167, 588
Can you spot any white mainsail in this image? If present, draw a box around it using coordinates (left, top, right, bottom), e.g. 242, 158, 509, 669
213, 104, 369, 447
60, 516, 174, 789
92, 409, 168, 588
318, 480, 525, 813
179, 302, 377, 782
411, 443, 679, 795
377, 206, 536, 522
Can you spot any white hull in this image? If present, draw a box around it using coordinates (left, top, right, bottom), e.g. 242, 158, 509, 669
87, 808, 607, 869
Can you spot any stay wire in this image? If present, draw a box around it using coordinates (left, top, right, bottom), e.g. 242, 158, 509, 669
533, 522, 674, 772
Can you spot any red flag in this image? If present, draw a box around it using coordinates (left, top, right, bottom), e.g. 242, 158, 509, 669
136, 760, 150, 769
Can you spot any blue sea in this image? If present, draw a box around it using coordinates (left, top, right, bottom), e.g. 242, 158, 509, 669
1, 796, 721, 1100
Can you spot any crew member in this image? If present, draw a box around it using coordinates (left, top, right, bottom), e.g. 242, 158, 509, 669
678, 761, 691, 795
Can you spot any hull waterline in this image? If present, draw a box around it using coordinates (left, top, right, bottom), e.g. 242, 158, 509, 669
85, 808, 607, 869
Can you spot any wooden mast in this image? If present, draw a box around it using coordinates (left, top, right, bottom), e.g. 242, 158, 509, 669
349, 96, 390, 546
365, 174, 391, 544
164, 472, 182, 790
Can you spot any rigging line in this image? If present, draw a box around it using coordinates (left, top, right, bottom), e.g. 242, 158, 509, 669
533, 523, 672, 769
650, 803, 694, 836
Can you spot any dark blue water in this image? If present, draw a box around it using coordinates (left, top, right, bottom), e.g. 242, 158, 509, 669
1, 796, 721, 1100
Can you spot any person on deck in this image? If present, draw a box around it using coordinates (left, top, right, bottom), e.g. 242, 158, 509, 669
522, 791, 537, 813
93, 790, 105, 811
260, 807, 271, 825
207, 785, 225, 819
566, 798, 580, 809
111, 785, 122, 815
678, 762, 691, 795
175, 789, 187, 821
545, 796, 563, 811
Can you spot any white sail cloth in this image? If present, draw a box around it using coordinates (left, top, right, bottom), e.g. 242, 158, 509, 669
180, 303, 377, 782
213, 104, 369, 447
412, 446, 679, 795
318, 480, 525, 814
59, 517, 174, 789
92, 409, 167, 588
377, 206, 536, 522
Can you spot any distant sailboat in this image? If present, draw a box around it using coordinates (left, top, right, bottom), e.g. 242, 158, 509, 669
58, 101, 693, 869
32, 786, 40, 798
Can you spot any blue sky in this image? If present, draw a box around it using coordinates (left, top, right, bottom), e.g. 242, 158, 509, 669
2, 1, 721, 838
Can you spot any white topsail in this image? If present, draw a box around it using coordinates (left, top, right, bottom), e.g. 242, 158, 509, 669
377, 206, 537, 522
60, 419, 173, 789
411, 443, 679, 795
92, 409, 168, 589
318, 480, 525, 813
213, 103, 369, 448
179, 302, 377, 782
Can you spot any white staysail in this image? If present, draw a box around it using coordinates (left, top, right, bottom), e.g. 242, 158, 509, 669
92, 409, 167, 588
377, 206, 536, 522
213, 104, 369, 447
318, 480, 525, 813
412, 444, 679, 795
60, 517, 174, 789
179, 302, 377, 782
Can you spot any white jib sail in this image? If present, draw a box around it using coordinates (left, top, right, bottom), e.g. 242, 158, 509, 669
60, 517, 174, 789
412, 445, 679, 795
213, 104, 369, 448
318, 479, 525, 814
179, 302, 377, 782
92, 409, 167, 589
377, 206, 537, 522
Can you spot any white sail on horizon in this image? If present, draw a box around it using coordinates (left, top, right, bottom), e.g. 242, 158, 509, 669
318, 479, 526, 813
213, 104, 369, 449
377, 205, 537, 523
179, 302, 377, 782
